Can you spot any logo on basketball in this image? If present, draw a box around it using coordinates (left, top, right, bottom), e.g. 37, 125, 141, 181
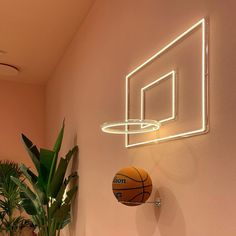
113, 178, 126, 184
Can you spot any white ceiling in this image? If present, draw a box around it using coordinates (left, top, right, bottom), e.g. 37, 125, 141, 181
0, 0, 95, 84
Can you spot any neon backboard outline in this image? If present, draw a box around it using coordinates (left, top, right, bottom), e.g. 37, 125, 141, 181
141, 70, 176, 128
125, 18, 209, 148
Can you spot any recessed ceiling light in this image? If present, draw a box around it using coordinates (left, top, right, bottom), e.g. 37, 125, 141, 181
0, 63, 19, 76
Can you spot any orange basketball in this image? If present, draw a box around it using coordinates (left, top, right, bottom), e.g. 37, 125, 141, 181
112, 167, 152, 206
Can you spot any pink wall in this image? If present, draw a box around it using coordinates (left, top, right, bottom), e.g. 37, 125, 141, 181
46, 0, 236, 236
0, 80, 45, 166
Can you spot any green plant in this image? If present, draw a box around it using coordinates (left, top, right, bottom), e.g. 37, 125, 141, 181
0, 161, 34, 236
11, 122, 78, 236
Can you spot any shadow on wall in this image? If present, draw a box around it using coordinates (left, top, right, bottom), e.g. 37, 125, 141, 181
157, 187, 186, 236
136, 187, 186, 236
151, 140, 198, 184
131, 140, 198, 185
135, 187, 161, 236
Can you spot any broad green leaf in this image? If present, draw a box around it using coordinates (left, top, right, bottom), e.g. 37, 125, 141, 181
10, 177, 37, 206
21, 134, 40, 173
65, 146, 78, 164
49, 158, 67, 198
26, 169, 38, 184
38, 148, 55, 191
65, 172, 78, 185
35, 182, 47, 205
53, 204, 71, 228
49, 183, 66, 218
47, 122, 65, 195
20, 192, 37, 215
53, 121, 65, 154
19, 164, 46, 204
49, 146, 78, 197
40, 149, 55, 173
19, 164, 37, 184
64, 186, 78, 204
10, 177, 44, 226
49, 172, 78, 218
21, 135, 40, 158
37, 165, 48, 193
56, 212, 71, 229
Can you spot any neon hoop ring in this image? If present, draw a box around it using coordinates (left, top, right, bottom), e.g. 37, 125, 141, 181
101, 119, 161, 134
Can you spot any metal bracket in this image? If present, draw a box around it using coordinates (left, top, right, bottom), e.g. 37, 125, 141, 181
119, 198, 161, 207
154, 198, 161, 207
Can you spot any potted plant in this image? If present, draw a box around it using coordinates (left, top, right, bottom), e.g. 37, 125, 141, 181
0, 161, 34, 236
11, 122, 78, 236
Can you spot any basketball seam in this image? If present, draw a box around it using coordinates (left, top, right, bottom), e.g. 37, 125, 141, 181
128, 191, 151, 202
132, 167, 145, 202
113, 184, 152, 191
115, 173, 148, 182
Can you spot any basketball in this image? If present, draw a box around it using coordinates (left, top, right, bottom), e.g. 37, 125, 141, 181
112, 167, 152, 206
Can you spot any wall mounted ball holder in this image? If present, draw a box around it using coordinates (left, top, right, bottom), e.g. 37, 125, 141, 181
118, 198, 161, 208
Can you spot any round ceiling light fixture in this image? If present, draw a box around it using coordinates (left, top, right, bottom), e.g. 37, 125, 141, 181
0, 63, 19, 76
101, 119, 161, 134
